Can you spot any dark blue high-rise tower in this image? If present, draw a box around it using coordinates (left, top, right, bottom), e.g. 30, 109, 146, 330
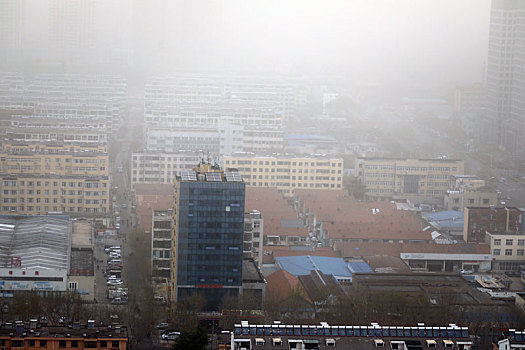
172, 163, 245, 311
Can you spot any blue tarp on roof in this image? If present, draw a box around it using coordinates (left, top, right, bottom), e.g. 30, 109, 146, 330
276, 255, 373, 278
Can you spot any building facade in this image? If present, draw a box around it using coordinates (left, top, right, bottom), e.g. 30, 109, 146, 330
355, 157, 465, 202
224, 154, 343, 195
483, 0, 525, 156
444, 189, 498, 211
172, 164, 245, 310
0, 143, 109, 215
487, 232, 525, 271
243, 210, 263, 267
151, 209, 173, 300
463, 206, 524, 243
131, 151, 201, 185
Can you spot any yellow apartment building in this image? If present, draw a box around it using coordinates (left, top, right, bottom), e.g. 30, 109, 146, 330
223, 154, 343, 195
355, 157, 465, 202
0, 143, 109, 215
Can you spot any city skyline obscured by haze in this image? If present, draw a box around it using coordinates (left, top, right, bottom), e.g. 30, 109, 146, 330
10, 0, 490, 87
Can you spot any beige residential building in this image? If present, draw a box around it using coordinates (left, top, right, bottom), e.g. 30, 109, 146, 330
223, 154, 343, 195
486, 232, 525, 272
355, 157, 465, 202
0, 143, 109, 215
444, 189, 498, 211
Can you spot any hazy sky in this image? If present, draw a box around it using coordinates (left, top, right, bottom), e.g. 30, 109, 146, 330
18, 0, 491, 87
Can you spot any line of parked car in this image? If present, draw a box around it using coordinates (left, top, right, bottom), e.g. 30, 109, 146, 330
104, 245, 127, 304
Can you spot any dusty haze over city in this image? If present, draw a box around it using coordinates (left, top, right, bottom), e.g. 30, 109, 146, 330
16, 0, 490, 87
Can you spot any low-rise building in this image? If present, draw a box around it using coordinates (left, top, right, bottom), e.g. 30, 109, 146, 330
244, 187, 309, 246
0, 215, 70, 294
0, 320, 128, 350
486, 231, 525, 272
294, 190, 431, 246
336, 241, 492, 273
224, 154, 343, 196
444, 188, 498, 211
229, 321, 472, 350
67, 219, 95, 301
444, 175, 497, 211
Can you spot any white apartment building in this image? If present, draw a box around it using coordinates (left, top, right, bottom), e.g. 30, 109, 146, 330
131, 151, 202, 185
7, 115, 108, 144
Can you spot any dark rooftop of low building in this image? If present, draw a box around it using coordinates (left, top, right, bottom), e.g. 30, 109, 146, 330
0, 321, 128, 340
69, 248, 94, 276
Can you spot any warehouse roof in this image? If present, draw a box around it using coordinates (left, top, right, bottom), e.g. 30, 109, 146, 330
0, 215, 70, 270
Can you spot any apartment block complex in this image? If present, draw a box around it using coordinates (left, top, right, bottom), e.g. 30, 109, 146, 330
0, 143, 109, 215
223, 154, 343, 195
131, 151, 201, 186
143, 75, 302, 157
172, 163, 245, 310
0, 321, 128, 350
0, 74, 126, 135
355, 157, 465, 202
6, 115, 108, 145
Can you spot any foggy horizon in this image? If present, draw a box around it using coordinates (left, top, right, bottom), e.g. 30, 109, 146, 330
7, 0, 491, 88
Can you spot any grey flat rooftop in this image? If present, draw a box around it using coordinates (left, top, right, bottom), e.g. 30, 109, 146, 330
0, 215, 70, 270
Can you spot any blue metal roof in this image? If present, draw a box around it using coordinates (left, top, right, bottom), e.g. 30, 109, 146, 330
434, 219, 464, 230
276, 255, 373, 278
347, 261, 374, 274
422, 210, 463, 222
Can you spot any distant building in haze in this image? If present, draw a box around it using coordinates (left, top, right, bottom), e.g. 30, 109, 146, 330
355, 157, 465, 203
483, 0, 525, 157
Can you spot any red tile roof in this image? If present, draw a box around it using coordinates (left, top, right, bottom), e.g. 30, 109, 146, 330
246, 187, 309, 237
295, 190, 431, 241
265, 269, 310, 303
134, 184, 174, 231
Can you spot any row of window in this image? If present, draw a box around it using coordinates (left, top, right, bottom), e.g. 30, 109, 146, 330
226, 160, 342, 167
493, 248, 524, 256
363, 166, 459, 172
1, 206, 107, 213
493, 238, 525, 246
1, 339, 121, 348
2, 181, 107, 188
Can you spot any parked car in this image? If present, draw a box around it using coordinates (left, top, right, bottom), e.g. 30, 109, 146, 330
107, 279, 123, 286
111, 297, 127, 305
156, 323, 169, 329
162, 332, 180, 341
109, 259, 121, 264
